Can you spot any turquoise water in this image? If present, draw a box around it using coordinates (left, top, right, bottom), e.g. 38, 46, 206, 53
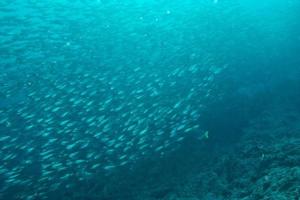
0, 0, 299, 199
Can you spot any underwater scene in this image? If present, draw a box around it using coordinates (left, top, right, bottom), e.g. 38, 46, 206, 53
0, 0, 300, 199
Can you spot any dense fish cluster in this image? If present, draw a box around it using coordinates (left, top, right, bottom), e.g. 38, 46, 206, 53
0, 0, 230, 199
0, 60, 226, 199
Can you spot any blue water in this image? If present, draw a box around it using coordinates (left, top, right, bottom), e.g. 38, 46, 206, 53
0, 0, 299, 199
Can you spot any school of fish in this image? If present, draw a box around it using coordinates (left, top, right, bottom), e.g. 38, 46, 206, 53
0, 0, 228, 199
